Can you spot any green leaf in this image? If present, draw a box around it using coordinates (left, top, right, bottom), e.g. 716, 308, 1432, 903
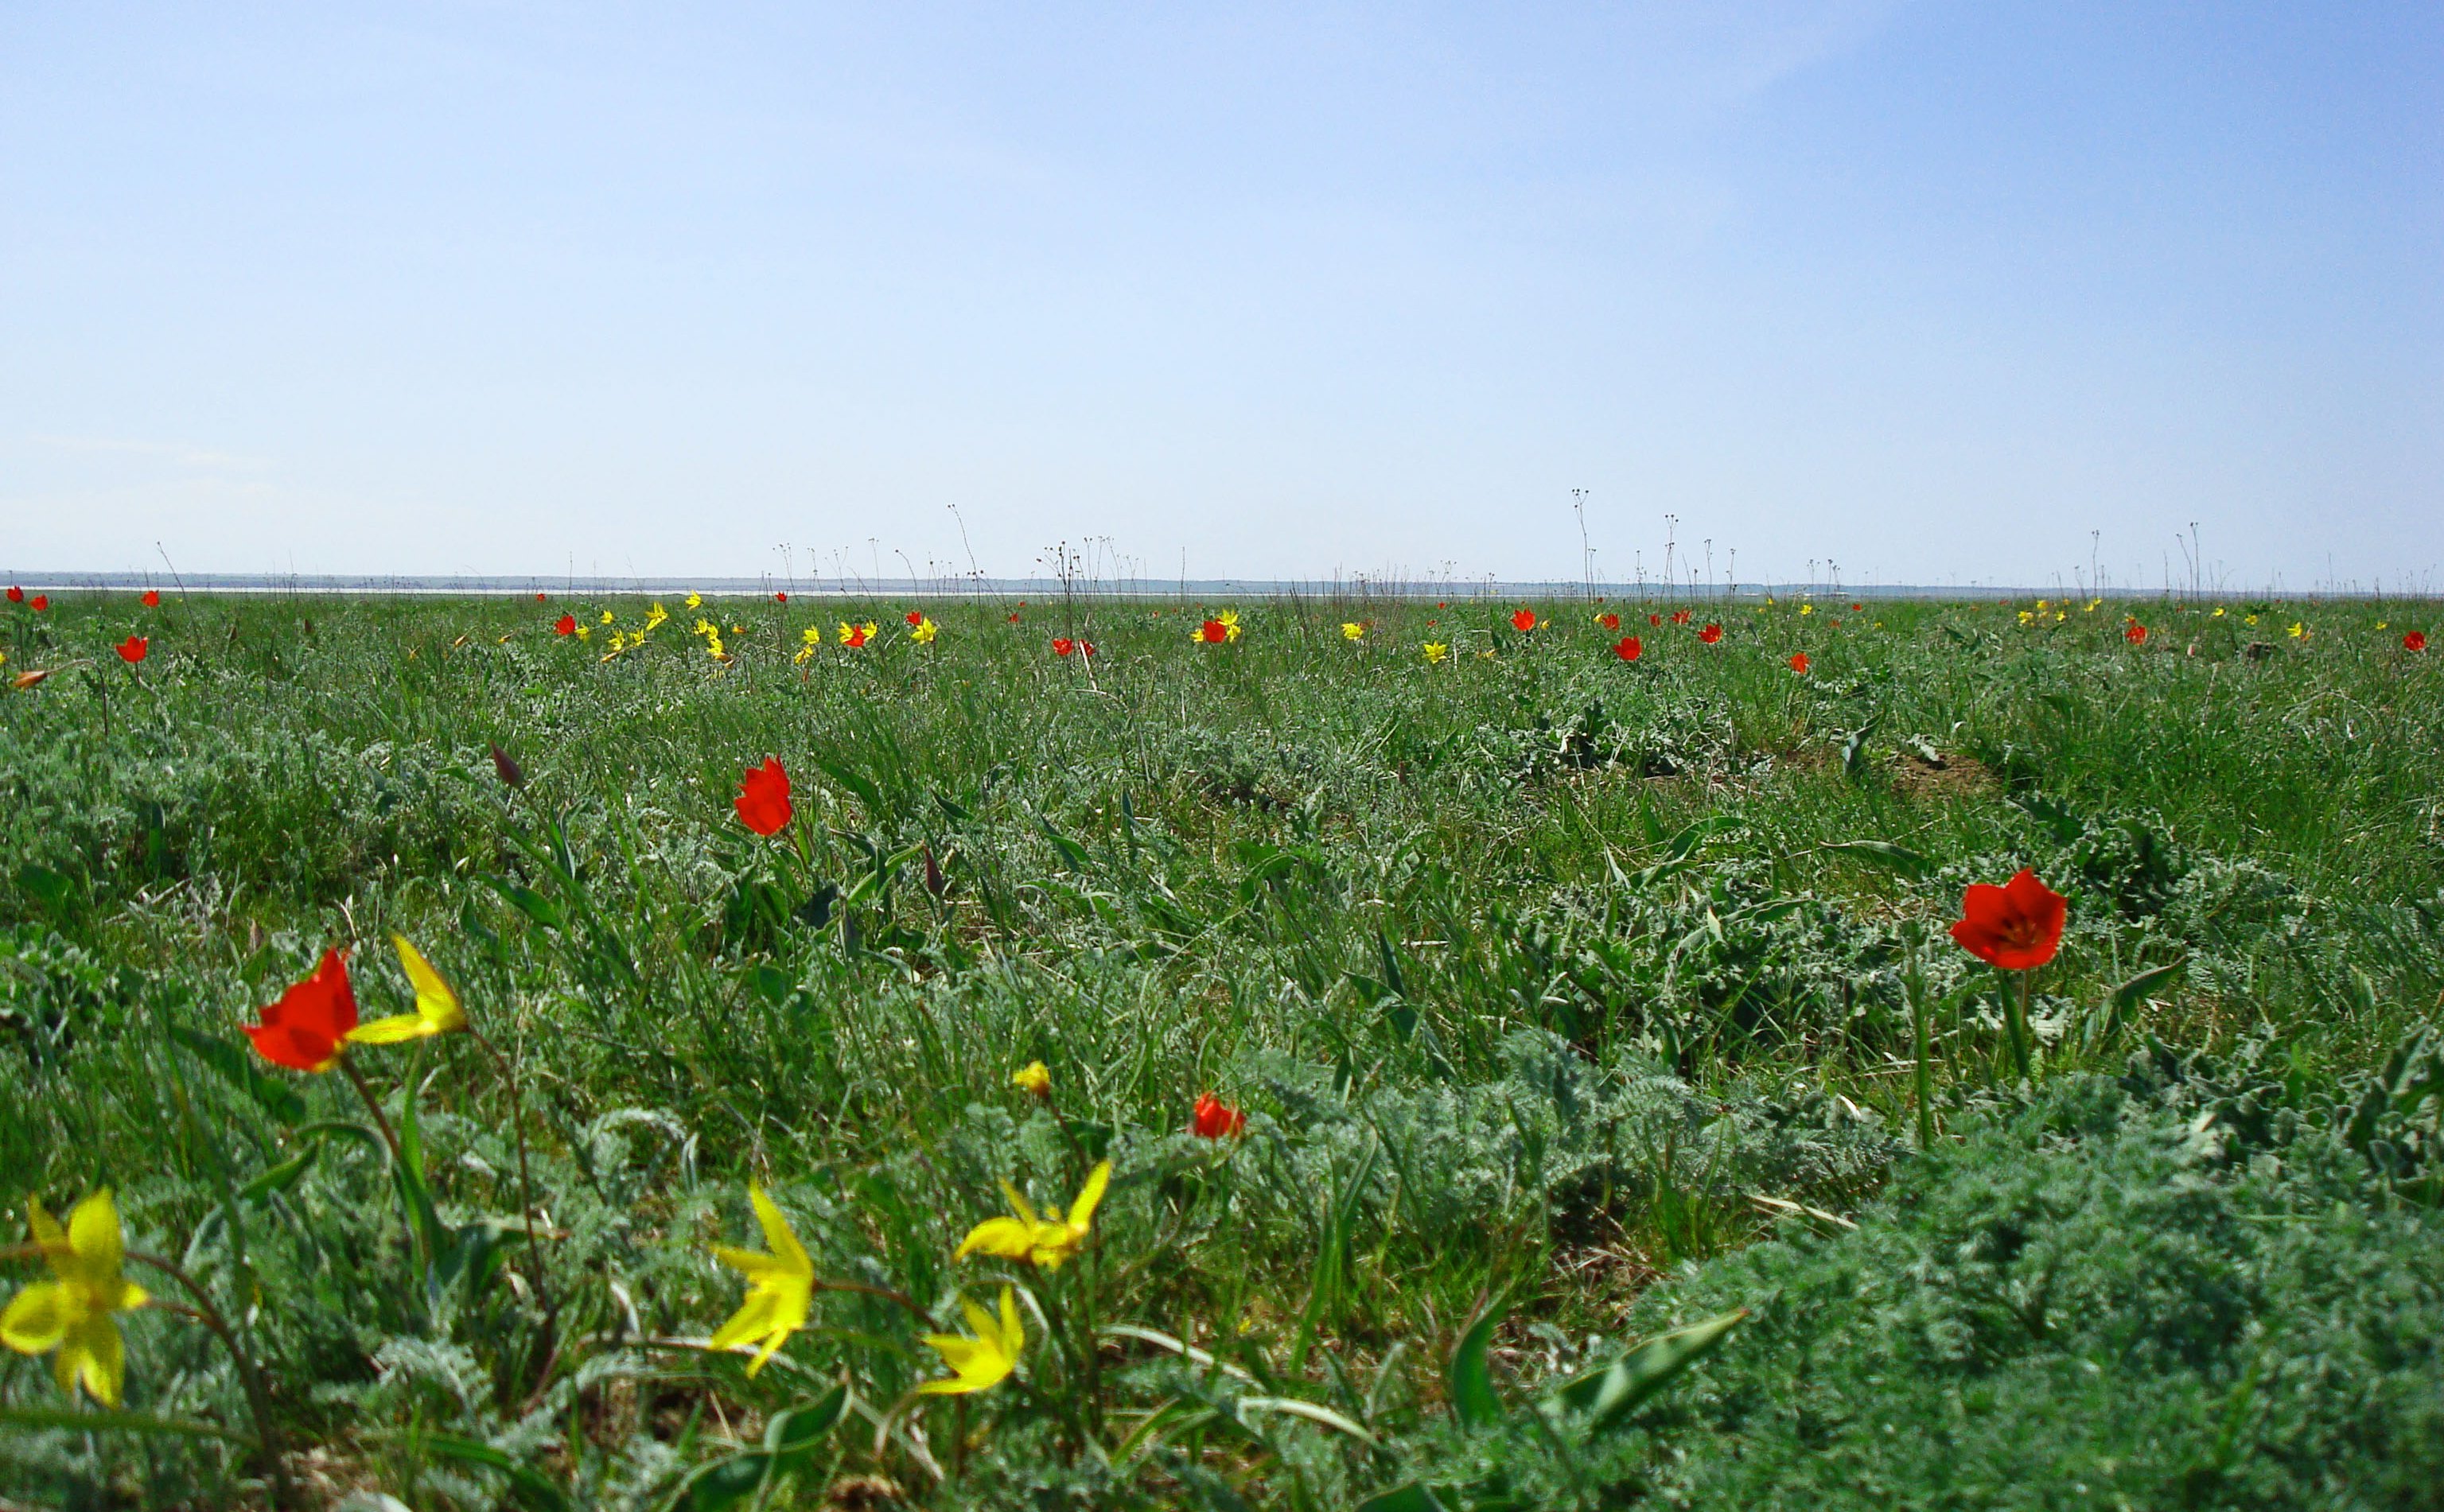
1449, 1306, 1504, 1429
0, 1404, 252, 1445
479, 873, 563, 931
237, 1141, 319, 1201
764, 1383, 851, 1466
1821, 840, 1932, 878
1235, 1395, 1379, 1446
2112, 959, 2185, 1012
1356, 1485, 1451, 1512
1548, 1309, 1745, 1434
168, 1025, 306, 1127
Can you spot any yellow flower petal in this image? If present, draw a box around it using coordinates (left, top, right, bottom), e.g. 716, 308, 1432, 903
345, 1013, 439, 1045
67, 1191, 122, 1275
955, 1215, 1037, 1262
1, 1281, 71, 1355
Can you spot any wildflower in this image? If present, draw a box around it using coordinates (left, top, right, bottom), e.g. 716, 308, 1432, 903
555, 614, 577, 636
909, 616, 939, 644
1052, 638, 1076, 657
3, 586, 18, 603
1422, 642, 1448, 664
1648, 613, 1662, 627
141, 590, 160, 608
686, 593, 702, 609
705, 631, 726, 660
1851, 603, 1862, 612
710, 1186, 814, 1375
955, 1160, 1111, 1270
490, 743, 524, 788
535, 593, 547, 601
245, 949, 359, 1072
918, 1285, 1023, 1396
600, 610, 614, 625
1949, 869, 2067, 971
115, 636, 147, 665
346, 935, 468, 1044
1007, 612, 1020, 623
2018, 611, 2035, 626
644, 603, 669, 632
2125, 623, 2148, 645
1012, 1061, 1051, 1097
1800, 604, 1815, 616
29, 596, 47, 612
2, 1191, 149, 1406
2088, 599, 2103, 612
839, 621, 874, 648
1671, 608, 1692, 625
906, 610, 924, 627
2211, 606, 2225, 618
1192, 1093, 1246, 1139
2244, 613, 2259, 626
735, 758, 792, 836
1510, 608, 1537, 632
1194, 616, 1232, 644
1613, 636, 1642, 662
1596, 612, 1620, 630
1079, 641, 1096, 658
1789, 652, 1810, 674
1342, 622, 1364, 641
1699, 624, 1722, 644
2286, 622, 2306, 639
575, 625, 591, 641
2406, 631, 2428, 652
774, 592, 788, 603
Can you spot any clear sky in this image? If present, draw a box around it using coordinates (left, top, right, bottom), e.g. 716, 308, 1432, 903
4, 2, 2438, 591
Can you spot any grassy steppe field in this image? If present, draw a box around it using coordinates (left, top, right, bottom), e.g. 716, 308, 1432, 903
4, 589, 2442, 1510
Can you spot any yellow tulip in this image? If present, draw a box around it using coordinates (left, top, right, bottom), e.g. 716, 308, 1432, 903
710, 1186, 814, 1375
910, 617, 939, 644
955, 1161, 1110, 1271
686, 593, 703, 610
1341, 623, 1364, 641
917, 1285, 1023, 1395
2, 1191, 149, 1406
1011, 1061, 1051, 1097
1422, 643, 1448, 664
347, 935, 469, 1044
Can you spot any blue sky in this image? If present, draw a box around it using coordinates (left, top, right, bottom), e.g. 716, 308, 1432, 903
3, 2, 2438, 589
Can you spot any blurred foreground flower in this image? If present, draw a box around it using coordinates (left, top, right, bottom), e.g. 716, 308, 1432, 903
710, 1187, 813, 1375
956, 1161, 1111, 1271
919, 1285, 1022, 1396
2, 1191, 148, 1406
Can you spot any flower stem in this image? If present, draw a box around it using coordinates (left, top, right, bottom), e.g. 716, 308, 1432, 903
338, 1055, 402, 1163
469, 1026, 559, 1396
127, 1252, 295, 1510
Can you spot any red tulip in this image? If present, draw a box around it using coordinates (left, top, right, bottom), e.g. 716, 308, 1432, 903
1850, 603, 1863, 612
906, 610, 924, 627
774, 591, 788, 603
245, 949, 360, 1072
1052, 637, 1076, 657
2124, 623, 2147, 645
1510, 608, 1536, 632
1006, 612, 1020, 623
1949, 869, 2067, 971
1080, 641, 1096, 658
141, 589, 161, 608
1648, 613, 1662, 627
554, 614, 577, 636
1192, 1093, 1246, 1139
1699, 623, 1722, 644
1613, 636, 1642, 662
1598, 612, 1620, 631
734, 757, 792, 836
1789, 652, 1810, 674
1671, 608, 1692, 625
3, 586, 19, 603
535, 592, 547, 601
30, 595, 48, 612
2406, 630, 2427, 652
1197, 619, 1231, 643
115, 636, 147, 664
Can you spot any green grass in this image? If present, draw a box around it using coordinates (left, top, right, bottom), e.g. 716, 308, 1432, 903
2, 589, 2439, 1508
